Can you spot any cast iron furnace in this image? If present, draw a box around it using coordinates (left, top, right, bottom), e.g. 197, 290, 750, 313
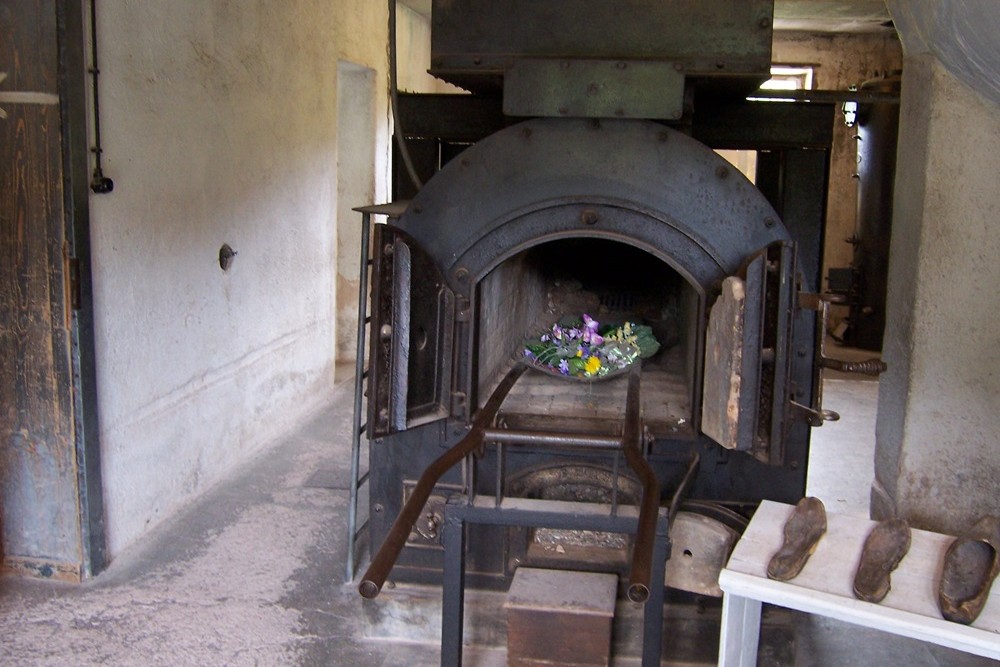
352, 1, 851, 662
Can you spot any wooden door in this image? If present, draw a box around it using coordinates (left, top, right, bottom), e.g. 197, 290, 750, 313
702, 242, 798, 466
1, 0, 95, 581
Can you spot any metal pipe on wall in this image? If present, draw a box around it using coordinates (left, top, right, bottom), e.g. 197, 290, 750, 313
87, 0, 113, 194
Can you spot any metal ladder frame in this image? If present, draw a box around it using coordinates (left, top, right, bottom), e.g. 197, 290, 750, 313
345, 206, 378, 583
345, 202, 411, 583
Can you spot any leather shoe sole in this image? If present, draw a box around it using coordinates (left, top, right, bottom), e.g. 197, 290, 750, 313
939, 515, 1000, 624
767, 497, 827, 582
853, 518, 911, 603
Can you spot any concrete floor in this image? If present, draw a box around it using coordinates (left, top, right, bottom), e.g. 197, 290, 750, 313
1, 369, 998, 666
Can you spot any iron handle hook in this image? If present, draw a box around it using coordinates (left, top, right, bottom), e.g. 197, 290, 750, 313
797, 291, 885, 428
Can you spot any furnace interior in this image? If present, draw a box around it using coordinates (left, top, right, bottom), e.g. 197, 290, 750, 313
476, 237, 701, 438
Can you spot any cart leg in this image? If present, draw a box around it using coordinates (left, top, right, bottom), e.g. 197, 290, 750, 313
719, 593, 762, 667
441, 514, 466, 667
641, 520, 669, 666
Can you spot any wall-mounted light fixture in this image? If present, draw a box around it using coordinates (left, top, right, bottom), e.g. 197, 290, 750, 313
842, 86, 859, 127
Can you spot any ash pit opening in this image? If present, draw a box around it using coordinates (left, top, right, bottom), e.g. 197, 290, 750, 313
505, 462, 643, 570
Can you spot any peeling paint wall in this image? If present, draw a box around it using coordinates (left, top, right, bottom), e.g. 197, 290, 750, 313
772, 32, 902, 324
89, 1, 390, 557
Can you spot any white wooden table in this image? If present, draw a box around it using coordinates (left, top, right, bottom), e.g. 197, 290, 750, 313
718, 500, 1000, 666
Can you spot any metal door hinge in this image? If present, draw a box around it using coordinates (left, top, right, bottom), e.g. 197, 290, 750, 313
455, 298, 471, 323
450, 391, 467, 416
69, 257, 81, 311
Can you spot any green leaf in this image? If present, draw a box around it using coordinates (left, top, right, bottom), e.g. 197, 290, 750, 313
598, 323, 620, 336
632, 325, 660, 359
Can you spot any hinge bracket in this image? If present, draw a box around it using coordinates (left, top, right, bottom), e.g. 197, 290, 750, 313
69, 257, 81, 310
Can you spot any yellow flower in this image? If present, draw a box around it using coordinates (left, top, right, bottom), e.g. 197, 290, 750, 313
584, 356, 601, 375
576, 349, 583, 357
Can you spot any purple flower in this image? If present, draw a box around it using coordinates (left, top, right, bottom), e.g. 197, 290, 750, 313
524, 349, 535, 360
558, 359, 569, 375
552, 324, 563, 340
583, 314, 599, 331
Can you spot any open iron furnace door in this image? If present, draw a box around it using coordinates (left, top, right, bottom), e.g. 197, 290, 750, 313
367, 224, 456, 437
702, 241, 798, 466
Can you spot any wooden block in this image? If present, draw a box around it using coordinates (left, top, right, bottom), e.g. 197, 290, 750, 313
506, 567, 618, 666
701, 276, 745, 451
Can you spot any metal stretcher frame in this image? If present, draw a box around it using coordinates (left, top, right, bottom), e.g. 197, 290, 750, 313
362, 360, 688, 665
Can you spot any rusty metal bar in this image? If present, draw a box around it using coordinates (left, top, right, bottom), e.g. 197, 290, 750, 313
359, 365, 525, 599
667, 453, 701, 525
621, 364, 660, 604
482, 428, 621, 450
611, 450, 621, 516
494, 442, 504, 508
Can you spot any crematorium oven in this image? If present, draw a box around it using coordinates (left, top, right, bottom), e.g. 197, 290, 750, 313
351, 0, 851, 652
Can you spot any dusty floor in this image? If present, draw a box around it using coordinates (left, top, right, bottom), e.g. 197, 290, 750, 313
0, 372, 997, 665
0, 380, 373, 666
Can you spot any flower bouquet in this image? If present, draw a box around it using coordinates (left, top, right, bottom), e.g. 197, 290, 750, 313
523, 314, 660, 381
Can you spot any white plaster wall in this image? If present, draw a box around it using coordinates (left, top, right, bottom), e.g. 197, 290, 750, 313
88, 1, 389, 557
873, 53, 1000, 531
772, 33, 902, 317
335, 63, 378, 364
